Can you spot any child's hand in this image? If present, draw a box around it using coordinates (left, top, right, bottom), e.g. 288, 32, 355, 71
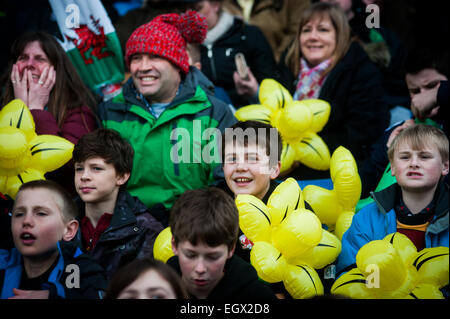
233, 68, 259, 98
27, 65, 56, 111
9, 288, 49, 299
11, 64, 29, 105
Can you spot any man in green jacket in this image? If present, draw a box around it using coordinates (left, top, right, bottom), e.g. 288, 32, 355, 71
98, 10, 236, 226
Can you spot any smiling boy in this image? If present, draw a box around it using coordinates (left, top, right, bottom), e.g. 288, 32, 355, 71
336, 124, 449, 275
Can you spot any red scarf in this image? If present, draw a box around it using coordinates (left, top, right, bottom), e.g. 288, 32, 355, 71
294, 58, 331, 101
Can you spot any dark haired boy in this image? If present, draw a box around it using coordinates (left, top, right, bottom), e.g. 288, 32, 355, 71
0, 180, 106, 299
72, 128, 164, 280
167, 187, 276, 299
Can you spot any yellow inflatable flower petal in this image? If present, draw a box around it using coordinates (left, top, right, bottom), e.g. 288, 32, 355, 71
236, 179, 342, 298
280, 140, 296, 173
0, 99, 74, 199
290, 229, 341, 269
234, 104, 273, 124
250, 241, 287, 283
258, 79, 292, 112
292, 132, 330, 171
235, 194, 272, 243
266, 177, 303, 226
334, 211, 355, 240
383, 232, 417, 265
332, 233, 446, 299
413, 246, 449, 288
356, 239, 407, 291
0, 99, 36, 140
407, 284, 445, 299
303, 146, 360, 237
331, 268, 374, 299
153, 227, 175, 263
235, 79, 331, 173
284, 264, 324, 299
272, 208, 322, 259
0, 168, 45, 199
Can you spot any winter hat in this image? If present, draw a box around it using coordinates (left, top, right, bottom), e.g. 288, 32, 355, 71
125, 10, 207, 75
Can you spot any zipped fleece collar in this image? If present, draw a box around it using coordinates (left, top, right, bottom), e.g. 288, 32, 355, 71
371, 181, 449, 234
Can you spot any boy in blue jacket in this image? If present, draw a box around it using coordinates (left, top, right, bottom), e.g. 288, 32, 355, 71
0, 180, 106, 299
337, 124, 449, 276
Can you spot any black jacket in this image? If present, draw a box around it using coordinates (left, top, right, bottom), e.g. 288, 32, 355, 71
278, 41, 390, 180
73, 189, 164, 280
200, 16, 278, 108
167, 254, 276, 299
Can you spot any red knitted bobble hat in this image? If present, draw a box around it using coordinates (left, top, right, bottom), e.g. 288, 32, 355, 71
125, 10, 207, 75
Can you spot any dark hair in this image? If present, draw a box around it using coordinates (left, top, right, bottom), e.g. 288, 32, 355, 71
105, 258, 188, 299
0, 31, 97, 127
73, 128, 134, 177
222, 120, 282, 165
404, 47, 449, 78
14, 179, 78, 222
170, 187, 239, 251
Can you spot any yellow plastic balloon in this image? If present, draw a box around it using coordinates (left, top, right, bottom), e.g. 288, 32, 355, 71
235, 194, 272, 243
303, 146, 361, 234
383, 232, 417, 265
413, 246, 449, 288
234, 104, 273, 124
276, 101, 313, 139
302, 186, 340, 226
331, 268, 374, 299
292, 132, 331, 171
266, 177, 303, 226
280, 140, 296, 173
334, 211, 355, 240
284, 264, 324, 299
272, 209, 322, 259
290, 229, 341, 269
0, 99, 74, 199
258, 78, 292, 111
235, 178, 343, 299
250, 241, 287, 283
406, 284, 445, 299
235, 79, 331, 173
332, 233, 446, 299
356, 240, 407, 291
153, 227, 174, 263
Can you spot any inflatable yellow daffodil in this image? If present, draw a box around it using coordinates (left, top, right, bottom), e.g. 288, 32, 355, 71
331, 233, 449, 299
235, 79, 331, 173
153, 227, 175, 263
235, 178, 341, 299
0, 99, 74, 198
302, 146, 361, 240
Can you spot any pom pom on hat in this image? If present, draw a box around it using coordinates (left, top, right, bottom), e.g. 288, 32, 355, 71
125, 10, 207, 75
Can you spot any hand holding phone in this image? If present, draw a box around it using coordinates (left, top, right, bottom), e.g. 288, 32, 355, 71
235, 53, 249, 80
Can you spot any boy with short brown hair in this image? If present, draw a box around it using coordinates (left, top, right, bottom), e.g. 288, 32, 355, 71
72, 128, 164, 281
167, 186, 276, 299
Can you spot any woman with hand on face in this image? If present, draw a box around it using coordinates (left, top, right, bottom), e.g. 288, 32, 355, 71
1, 31, 98, 195
277, 2, 389, 180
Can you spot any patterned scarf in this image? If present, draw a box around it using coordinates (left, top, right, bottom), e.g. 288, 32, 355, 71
293, 58, 331, 101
